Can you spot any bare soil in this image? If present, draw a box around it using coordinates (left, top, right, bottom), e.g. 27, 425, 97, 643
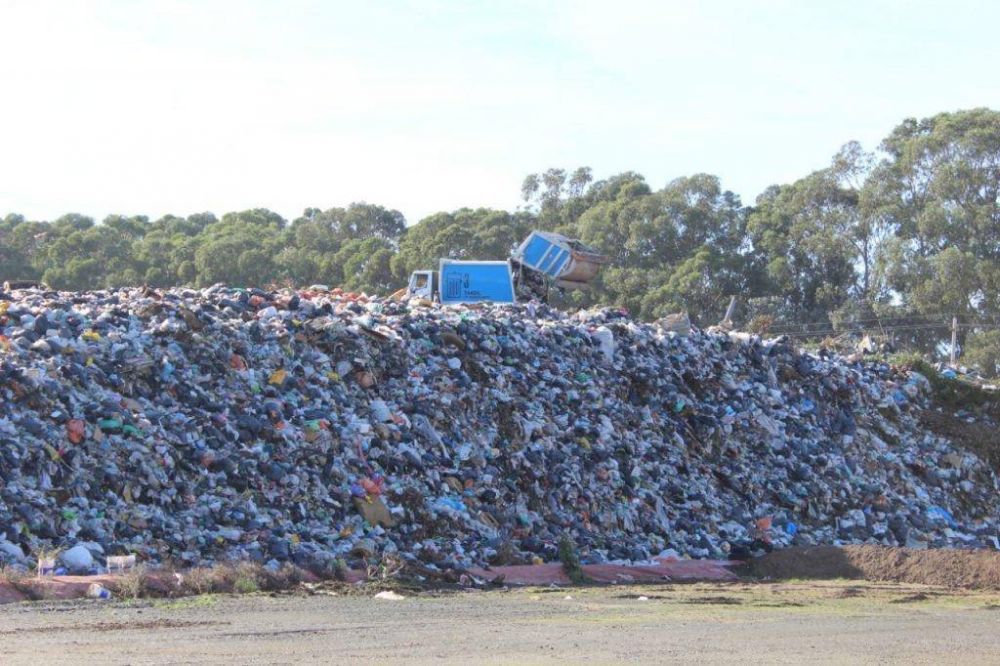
2, 580, 1000, 664
747, 545, 1000, 589
919, 408, 1000, 471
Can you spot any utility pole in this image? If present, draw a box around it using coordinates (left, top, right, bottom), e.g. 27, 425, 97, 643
950, 316, 958, 366
723, 296, 737, 324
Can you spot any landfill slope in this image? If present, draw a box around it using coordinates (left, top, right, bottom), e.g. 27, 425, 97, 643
0, 286, 998, 575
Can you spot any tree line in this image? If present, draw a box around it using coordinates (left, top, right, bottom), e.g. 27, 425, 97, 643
4, 108, 1000, 372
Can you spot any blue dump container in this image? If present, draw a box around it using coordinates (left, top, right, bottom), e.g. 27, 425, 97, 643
512, 231, 607, 285
438, 260, 516, 304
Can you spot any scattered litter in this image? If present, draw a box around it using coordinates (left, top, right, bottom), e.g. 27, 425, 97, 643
374, 590, 406, 600
106, 554, 137, 573
86, 583, 112, 600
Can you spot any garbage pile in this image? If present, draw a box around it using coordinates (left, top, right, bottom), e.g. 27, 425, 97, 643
1, 285, 998, 575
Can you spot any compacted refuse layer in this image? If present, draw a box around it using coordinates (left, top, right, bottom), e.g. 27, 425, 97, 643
0, 285, 998, 577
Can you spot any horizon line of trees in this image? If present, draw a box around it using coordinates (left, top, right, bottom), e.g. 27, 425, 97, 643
4, 108, 1000, 374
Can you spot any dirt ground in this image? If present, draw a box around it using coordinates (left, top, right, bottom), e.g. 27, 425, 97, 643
748, 545, 1000, 589
2, 580, 1000, 665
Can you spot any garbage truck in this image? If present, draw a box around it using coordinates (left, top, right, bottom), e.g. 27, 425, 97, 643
403, 231, 607, 304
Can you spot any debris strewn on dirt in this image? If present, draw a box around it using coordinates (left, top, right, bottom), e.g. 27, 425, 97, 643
919, 408, 1000, 472
373, 590, 406, 600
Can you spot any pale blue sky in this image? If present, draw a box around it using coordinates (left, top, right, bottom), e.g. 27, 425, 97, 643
2, 0, 998, 223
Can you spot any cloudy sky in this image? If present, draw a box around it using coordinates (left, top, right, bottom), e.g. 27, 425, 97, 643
2, 0, 999, 223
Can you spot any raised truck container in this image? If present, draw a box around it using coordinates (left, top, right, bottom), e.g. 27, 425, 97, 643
511, 231, 608, 289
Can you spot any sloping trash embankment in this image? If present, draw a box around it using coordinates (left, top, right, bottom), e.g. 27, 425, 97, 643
0, 285, 998, 578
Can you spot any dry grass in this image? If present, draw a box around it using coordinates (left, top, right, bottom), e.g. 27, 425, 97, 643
0, 564, 43, 600
365, 553, 405, 585
0, 564, 29, 586
106, 561, 309, 600
114, 565, 149, 599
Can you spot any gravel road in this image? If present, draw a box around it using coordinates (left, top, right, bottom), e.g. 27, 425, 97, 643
2, 581, 999, 664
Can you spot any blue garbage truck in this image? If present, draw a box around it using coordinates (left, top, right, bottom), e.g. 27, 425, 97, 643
404, 231, 607, 304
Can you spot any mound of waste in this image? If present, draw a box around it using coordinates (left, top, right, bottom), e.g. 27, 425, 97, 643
0, 285, 998, 576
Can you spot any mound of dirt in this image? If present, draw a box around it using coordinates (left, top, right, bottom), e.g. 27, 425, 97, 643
748, 545, 1000, 589
919, 408, 1000, 472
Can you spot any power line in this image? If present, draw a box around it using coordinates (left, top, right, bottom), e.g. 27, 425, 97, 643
771, 322, 1000, 339
770, 322, 948, 337
776, 324, 944, 339
765, 314, 956, 334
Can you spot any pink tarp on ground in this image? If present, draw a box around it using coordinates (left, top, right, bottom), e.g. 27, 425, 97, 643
0, 574, 121, 603
0, 583, 27, 604
467, 559, 739, 585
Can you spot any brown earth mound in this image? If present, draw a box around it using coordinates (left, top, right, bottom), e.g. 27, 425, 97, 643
748, 545, 1000, 589
918, 408, 1000, 471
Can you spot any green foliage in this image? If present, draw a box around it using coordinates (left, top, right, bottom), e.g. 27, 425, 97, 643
865, 108, 1000, 353
964, 330, 1000, 378
233, 574, 260, 594
393, 208, 535, 281
891, 354, 1000, 406
747, 144, 881, 324
335, 237, 397, 294
558, 534, 587, 584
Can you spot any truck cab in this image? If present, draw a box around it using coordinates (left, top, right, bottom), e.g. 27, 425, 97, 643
406, 260, 516, 304
406, 270, 435, 301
